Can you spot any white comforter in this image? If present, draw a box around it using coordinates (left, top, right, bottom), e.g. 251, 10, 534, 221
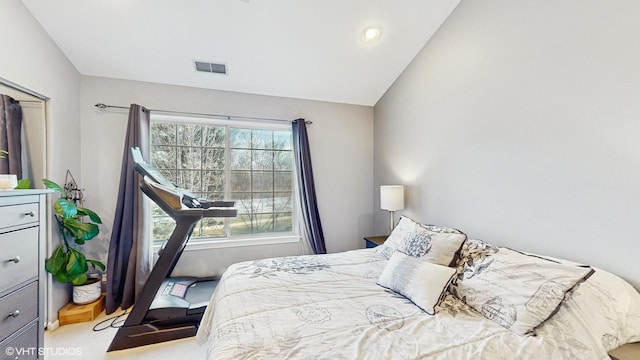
196, 249, 614, 359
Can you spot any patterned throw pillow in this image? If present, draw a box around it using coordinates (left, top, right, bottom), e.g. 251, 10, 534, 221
377, 251, 457, 315
449, 238, 500, 292
376, 216, 467, 266
454, 246, 594, 335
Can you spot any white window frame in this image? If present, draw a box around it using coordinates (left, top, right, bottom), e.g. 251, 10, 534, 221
149, 113, 301, 250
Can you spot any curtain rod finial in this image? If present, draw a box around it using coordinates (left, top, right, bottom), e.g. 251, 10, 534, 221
95, 103, 107, 109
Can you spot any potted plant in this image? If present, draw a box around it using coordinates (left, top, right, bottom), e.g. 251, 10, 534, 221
43, 179, 106, 304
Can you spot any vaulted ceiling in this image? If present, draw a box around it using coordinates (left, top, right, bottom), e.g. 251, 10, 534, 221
21, 0, 460, 106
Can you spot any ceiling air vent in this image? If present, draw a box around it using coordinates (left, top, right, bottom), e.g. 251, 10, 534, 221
194, 60, 227, 75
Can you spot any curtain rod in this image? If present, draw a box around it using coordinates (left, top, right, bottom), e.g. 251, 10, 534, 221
0, 76, 49, 101
94, 103, 311, 125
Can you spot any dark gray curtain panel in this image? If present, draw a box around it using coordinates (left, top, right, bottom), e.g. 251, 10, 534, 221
292, 118, 326, 254
106, 104, 151, 314
0, 94, 23, 177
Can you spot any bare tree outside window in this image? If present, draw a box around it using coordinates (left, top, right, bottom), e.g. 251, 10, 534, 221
150, 120, 294, 244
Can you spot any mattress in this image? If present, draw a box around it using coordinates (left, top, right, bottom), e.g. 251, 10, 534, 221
196, 248, 638, 359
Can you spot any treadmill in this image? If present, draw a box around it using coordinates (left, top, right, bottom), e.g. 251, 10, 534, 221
108, 147, 237, 352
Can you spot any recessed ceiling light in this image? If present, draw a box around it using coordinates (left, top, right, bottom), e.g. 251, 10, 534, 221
362, 26, 382, 43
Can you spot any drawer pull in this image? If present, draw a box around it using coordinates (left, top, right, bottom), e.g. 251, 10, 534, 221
8, 309, 20, 318
7, 256, 21, 263
24, 211, 36, 217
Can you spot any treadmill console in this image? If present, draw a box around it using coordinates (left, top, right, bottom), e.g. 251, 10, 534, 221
162, 281, 188, 298
130, 147, 237, 214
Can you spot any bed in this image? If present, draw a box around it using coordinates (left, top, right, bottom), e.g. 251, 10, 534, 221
196, 217, 640, 359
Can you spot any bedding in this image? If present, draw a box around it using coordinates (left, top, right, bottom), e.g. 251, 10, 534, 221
196, 246, 640, 359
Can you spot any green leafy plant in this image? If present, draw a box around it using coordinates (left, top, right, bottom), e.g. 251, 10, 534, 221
43, 179, 105, 285
16, 178, 31, 189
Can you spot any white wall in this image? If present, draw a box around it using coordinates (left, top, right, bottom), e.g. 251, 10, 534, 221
0, 0, 82, 325
80, 76, 374, 277
0, 0, 81, 181
374, 0, 640, 289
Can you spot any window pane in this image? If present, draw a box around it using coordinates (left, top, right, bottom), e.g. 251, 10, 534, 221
251, 129, 272, 150
252, 172, 273, 192
203, 192, 225, 201
274, 172, 292, 191
274, 192, 292, 212
151, 123, 176, 146
230, 171, 251, 192
252, 213, 274, 233
199, 218, 225, 237
151, 205, 175, 242
177, 124, 202, 146
230, 215, 252, 235
180, 147, 202, 169
203, 171, 224, 193
203, 126, 225, 148
203, 148, 225, 170
274, 151, 292, 171
159, 169, 177, 183
177, 170, 201, 192
252, 193, 274, 213
230, 128, 250, 148
230, 149, 251, 170
151, 145, 176, 170
252, 150, 273, 170
273, 131, 292, 150
274, 213, 293, 232
231, 192, 251, 215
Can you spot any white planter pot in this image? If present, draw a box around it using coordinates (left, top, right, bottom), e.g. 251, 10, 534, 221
72, 278, 101, 305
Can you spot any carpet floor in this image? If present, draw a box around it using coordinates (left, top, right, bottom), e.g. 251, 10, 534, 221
44, 310, 207, 359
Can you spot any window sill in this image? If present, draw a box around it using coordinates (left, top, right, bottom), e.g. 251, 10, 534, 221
153, 234, 302, 252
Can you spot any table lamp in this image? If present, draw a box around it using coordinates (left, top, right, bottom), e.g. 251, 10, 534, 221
380, 185, 404, 233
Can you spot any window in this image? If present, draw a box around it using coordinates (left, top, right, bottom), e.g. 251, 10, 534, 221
149, 115, 296, 244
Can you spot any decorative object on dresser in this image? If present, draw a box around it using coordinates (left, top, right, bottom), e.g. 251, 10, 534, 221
43, 178, 105, 305
0, 174, 17, 190
364, 235, 388, 248
0, 190, 50, 359
380, 185, 404, 233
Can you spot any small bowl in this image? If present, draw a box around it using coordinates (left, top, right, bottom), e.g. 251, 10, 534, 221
0, 174, 18, 190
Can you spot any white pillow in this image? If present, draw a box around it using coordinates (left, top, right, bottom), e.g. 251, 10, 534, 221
376, 216, 467, 266
537, 265, 640, 351
455, 247, 593, 336
377, 251, 456, 315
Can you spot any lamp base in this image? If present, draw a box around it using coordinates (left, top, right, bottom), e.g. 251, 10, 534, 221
389, 210, 395, 234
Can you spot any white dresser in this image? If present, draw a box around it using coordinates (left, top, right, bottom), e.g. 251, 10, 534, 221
0, 190, 49, 360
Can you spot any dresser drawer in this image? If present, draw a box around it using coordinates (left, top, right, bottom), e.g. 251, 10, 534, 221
0, 203, 39, 231
0, 320, 38, 360
0, 283, 38, 343
0, 227, 38, 294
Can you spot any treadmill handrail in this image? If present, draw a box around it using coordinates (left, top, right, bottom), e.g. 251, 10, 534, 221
140, 177, 237, 219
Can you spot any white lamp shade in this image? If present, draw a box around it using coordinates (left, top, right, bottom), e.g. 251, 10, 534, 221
380, 185, 404, 211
